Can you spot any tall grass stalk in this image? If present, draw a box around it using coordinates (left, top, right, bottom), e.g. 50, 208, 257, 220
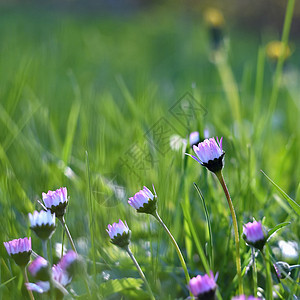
264, 0, 295, 134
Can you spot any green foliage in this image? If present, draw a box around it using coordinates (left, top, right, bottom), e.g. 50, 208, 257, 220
0, 3, 299, 299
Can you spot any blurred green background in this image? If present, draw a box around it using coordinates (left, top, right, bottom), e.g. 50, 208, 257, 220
0, 1, 299, 299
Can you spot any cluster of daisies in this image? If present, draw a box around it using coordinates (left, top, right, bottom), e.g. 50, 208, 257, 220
106, 135, 293, 300
4, 188, 82, 299
3, 135, 293, 299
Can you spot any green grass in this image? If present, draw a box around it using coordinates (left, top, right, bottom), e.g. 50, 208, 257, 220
0, 3, 299, 299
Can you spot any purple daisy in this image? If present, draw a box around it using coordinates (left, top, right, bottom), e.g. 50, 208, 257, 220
58, 250, 82, 277
243, 221, 266, 250
28, 256, 50, 281
128, 186, 157, 214
29, 210, 56, 240
188, 271, 217, 300
42, 187, 68, 218
4, 237, 32, 266
107, 219, 131, 248
186, 137, 225, 173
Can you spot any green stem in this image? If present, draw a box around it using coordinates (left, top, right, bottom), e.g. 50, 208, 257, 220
42, 240, 48, 261
22, 267, 35, 300
125, 246, 155, 300
59, 216, 77, 253
152, 211, 190, 286
51, 278, 69, 296
261, 249, 274, 300
251, 247, 258, 297
215, 171, 243, 295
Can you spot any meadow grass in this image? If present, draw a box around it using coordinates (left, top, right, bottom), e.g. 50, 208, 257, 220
0, 3, 299, 299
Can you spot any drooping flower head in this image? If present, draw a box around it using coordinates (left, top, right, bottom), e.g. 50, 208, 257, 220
189, 131, 201, 148
58, 250, 82, 277
186, 137, 225, 173
26, 263, 71, 296
128, 186, 157, 214
107, 219, 131, 248
4, 237, 32, 266
29, 210, 56, 240
232, 296, 261, 300
42, 187, 68, 218
26, 281, 50, 294
243, 221, 267, 250
188, 271, 217, 300
28, 256, 50, 281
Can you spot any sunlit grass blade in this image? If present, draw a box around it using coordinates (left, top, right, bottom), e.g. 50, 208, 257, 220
193, 183, 214, 271
261, 170, 300, 216
62, 100, 80, 165
267, 222, 290, 241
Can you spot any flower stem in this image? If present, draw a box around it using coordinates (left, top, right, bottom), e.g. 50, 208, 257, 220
125, 246, 155, 300
59, 216, 77, 253
52, 279, 69, 296
152, 211, 190, 286
42, 240, 48, 261
215, 171, 243, 295
22, 267, 35, 300
261, 249, 274, 300
251, 247, 258, 297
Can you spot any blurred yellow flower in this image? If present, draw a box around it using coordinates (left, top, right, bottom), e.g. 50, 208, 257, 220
204, 8, 225, 28
266, 41, 291, 60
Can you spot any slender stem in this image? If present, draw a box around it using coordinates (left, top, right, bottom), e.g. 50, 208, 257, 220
61, 227, 65, 259
153, 211, 191, 286
215, 171, 243, 295
42, 240, 48, 261
261, 250, 274, 300
251, 247, 258, 297
51, 279, 69, 296
22, 267, 35, 300
59, 216, 77, 253
125, 246, 155, 300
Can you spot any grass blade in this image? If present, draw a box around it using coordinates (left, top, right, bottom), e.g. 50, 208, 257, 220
261, 170, 300, 216
193, 183, 214, 271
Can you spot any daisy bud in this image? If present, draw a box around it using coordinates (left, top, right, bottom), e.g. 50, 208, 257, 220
29, 210, 56, 240
4, 237, 32, 266
273, 261, 290, 280
106, 219, 131, 248
186, 137, 225, 173
188, 271, 217, 300
42, 187, 68, 218
232, 296, 261, 300
28, 256, 50, 281
128, 186, 157, 214
189, 131, 201, 148
58, 250, 83, 277
242, 221, 267, 250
